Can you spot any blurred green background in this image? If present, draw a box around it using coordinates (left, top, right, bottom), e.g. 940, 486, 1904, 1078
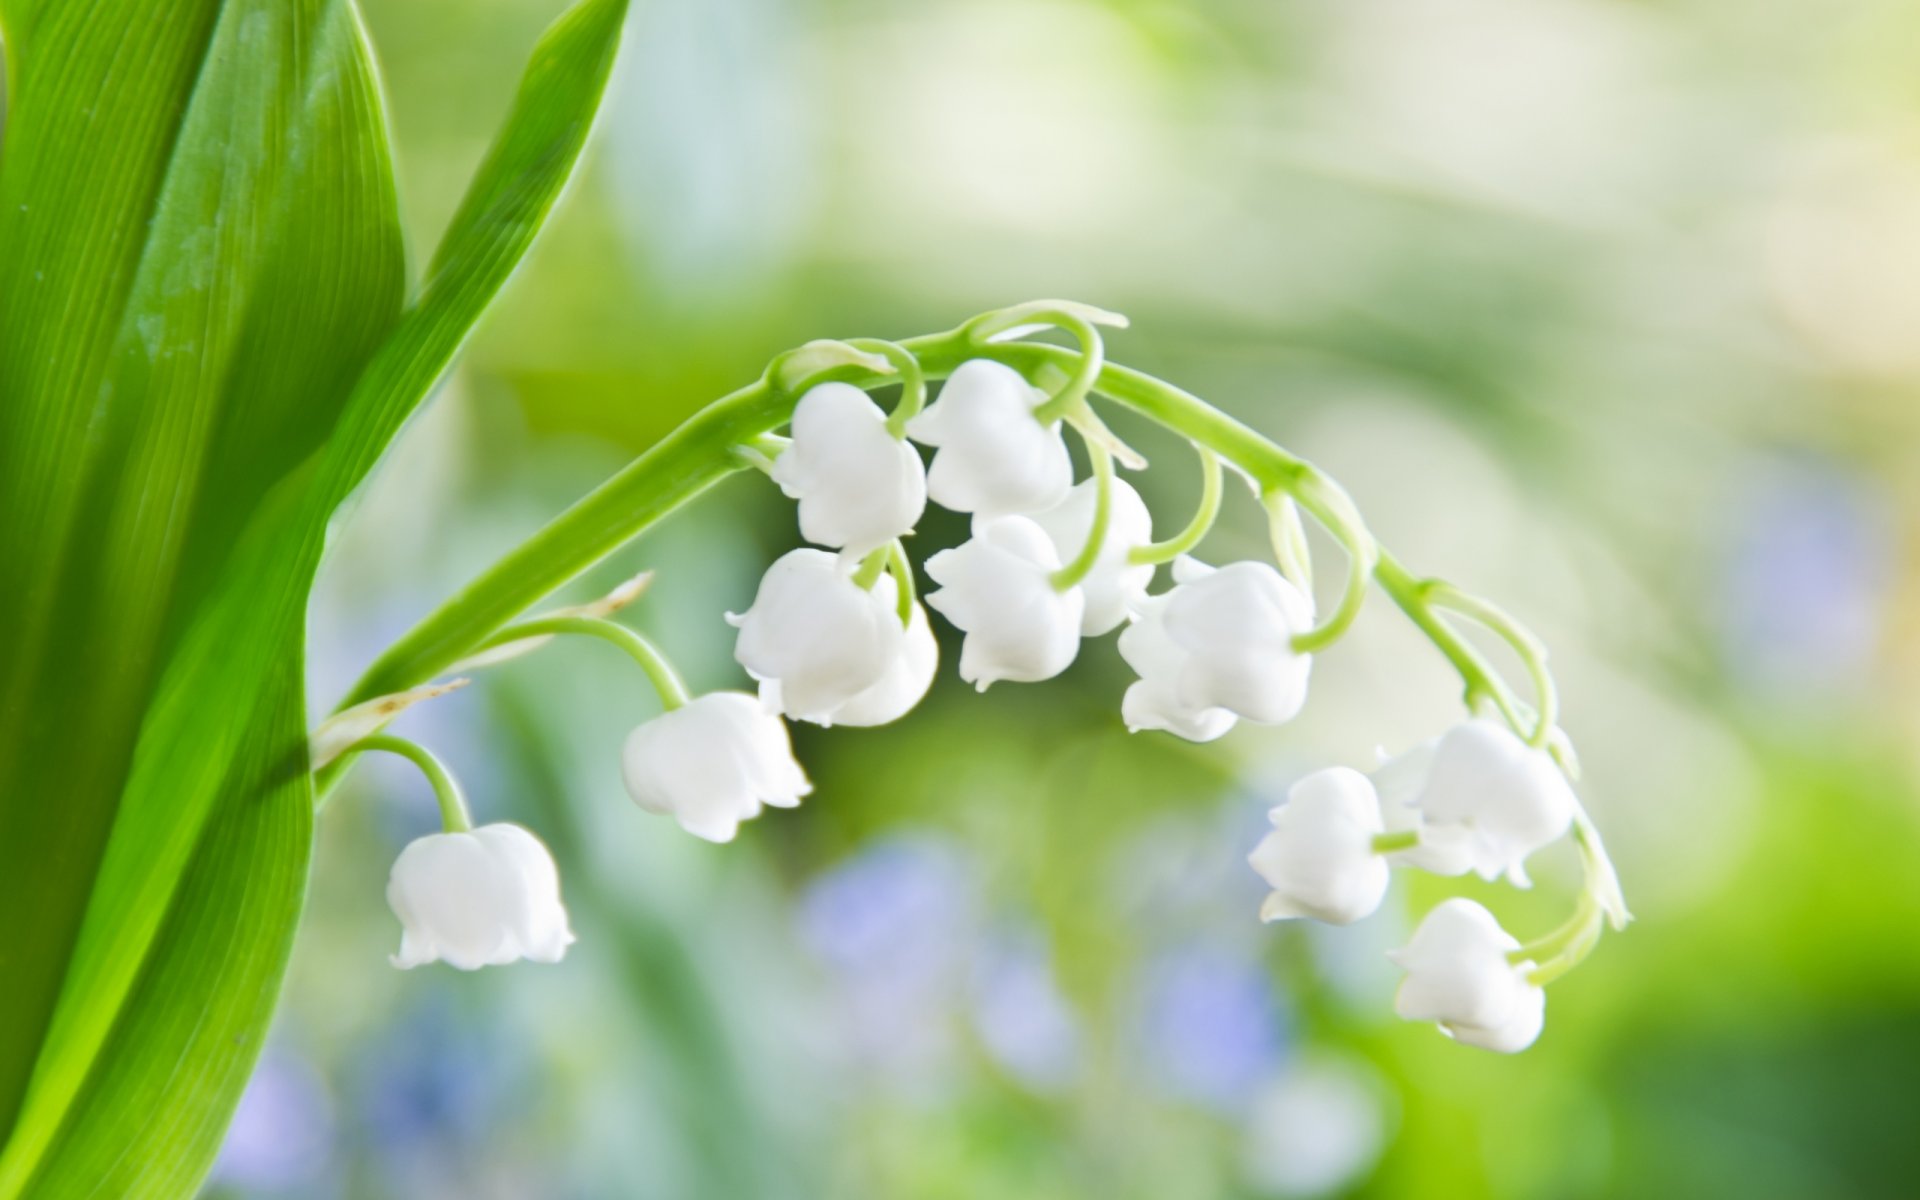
208, 0, 1920, 1196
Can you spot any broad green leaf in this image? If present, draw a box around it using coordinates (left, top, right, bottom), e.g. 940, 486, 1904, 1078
0, 0, 629, 1193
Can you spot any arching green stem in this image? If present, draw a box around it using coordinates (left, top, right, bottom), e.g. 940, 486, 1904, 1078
479, 615, 690, 711
1052, 434, 1113, 591
851, 545, 890, 591
887, 540, 917, 627
1130, 443, 1222, 566
347, 734, 472, 833
847, 338, 927, 438
1283, 471, 1378, 654
1423, 582, 1559, 748
1263, 492, 1313, 594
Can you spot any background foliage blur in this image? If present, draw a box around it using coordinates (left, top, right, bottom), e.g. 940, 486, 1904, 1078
209, 0, 1920, 1196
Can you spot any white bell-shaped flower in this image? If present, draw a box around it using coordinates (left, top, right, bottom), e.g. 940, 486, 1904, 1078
1118, 557, 1315, 742
770, 382, 927, 558
924, 515, 1085, 689
906, 359, 1071, 518
1248, 767, 1390, 925
1390, 898, 1545, 1053
730, 548, 903, 723
1400, 719, 1577, 886
1028, 475, 1155, 636
387, 823, 575, 970
1370, 738, 1481, 878
824, 591, 939, 726
621, 692, 812, 843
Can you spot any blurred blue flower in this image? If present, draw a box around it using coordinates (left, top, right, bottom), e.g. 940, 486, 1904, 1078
971, 927, 1083, 1093
349, 999, 526, 1157
797, 834, 980, 1081
211, 1047, 336, 1194
1136, 944, 1289, 1111
1719, 460, 1891, 700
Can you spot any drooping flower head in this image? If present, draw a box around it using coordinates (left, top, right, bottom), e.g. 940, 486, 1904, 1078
1398, 719, 1577, 886
1390, 898, 1544, 1053
1248, 766, 1390, 925
621, 692, 812, 842
907, 359, 1072, 518
1029, 475, 1155, 636
730, 548, 904, 723
771, 382, 927, 559
1119, 557, 1314, 742
924, 515, 1085, 689
387, 823, 575, 970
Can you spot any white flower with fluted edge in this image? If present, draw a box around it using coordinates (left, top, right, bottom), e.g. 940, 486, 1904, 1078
821, 578, 938, 727
730, 548, 902, 723
621, 692, 812, 843
906, 359, 1071, 518
925, 515, 1085, 689
1385, 718, 1576, 886
387, 823, 575, 970
1118, 557, 1315, 742
1369, 737, 1481, 877
770, 382, 927, 558
1390, 898, 1545, 1053
1029, 475, 1154, 636
1249, 767, 1390, 925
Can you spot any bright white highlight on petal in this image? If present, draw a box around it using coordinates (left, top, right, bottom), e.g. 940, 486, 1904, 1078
770, 382, 927, 558
1119, 557, 1314, 742
1029, 475, 1154, 636
621, 691, 812, 843
387, 823, 575, 971
924, 515, 1084, 689
730, 548, 903, 723
906, 359, 1071, 518
1390, 898, 1544, 1053
1248, 766, 1390, 926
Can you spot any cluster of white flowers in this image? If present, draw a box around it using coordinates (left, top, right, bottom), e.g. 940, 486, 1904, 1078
347, 306, 1622, 1060
1248, 719, 1583, 1052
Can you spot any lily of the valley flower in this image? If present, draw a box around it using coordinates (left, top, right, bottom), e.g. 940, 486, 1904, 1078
387, 823, 575, 970
925, 515, 1085, 689
907, 359, 1071, 518
730, 548, 903, 723
1390, 898, 1545, 1053
621, 692, 812, 842
1029, 475, 1155, 636
825, 589, 938, 726
1389, 719, 1577, 886
1118, 557, 1315, 742
771, 382, 928, 558
1248, 767, 1390, 925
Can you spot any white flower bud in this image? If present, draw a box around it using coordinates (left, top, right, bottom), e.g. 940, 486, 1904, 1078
1400, 719, 1577, 886
387, 823, 575, 970
1389, 899, 1545, 1053
621, 692, 812, 843
906, 359, 1071, 518
1248, 767, 1390, 925
730, 549, 903, 723
1118, 557, 1314, 742
823, 589, 938, 727
924, 515, 1085, 689
1370, 738, 1481, 878
770, 382, 927, 558
1028, 475, 1155, 636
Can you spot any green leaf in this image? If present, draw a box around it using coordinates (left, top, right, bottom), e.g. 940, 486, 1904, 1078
0, 0, 629, 1193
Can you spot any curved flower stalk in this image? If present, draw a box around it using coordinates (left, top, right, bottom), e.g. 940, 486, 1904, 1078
319, 298, 1628, 1056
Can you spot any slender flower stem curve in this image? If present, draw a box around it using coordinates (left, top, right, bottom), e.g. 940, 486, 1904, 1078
479, 615, 690, 710
1130, 443, 1222, 566
349, 734, 472, 833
